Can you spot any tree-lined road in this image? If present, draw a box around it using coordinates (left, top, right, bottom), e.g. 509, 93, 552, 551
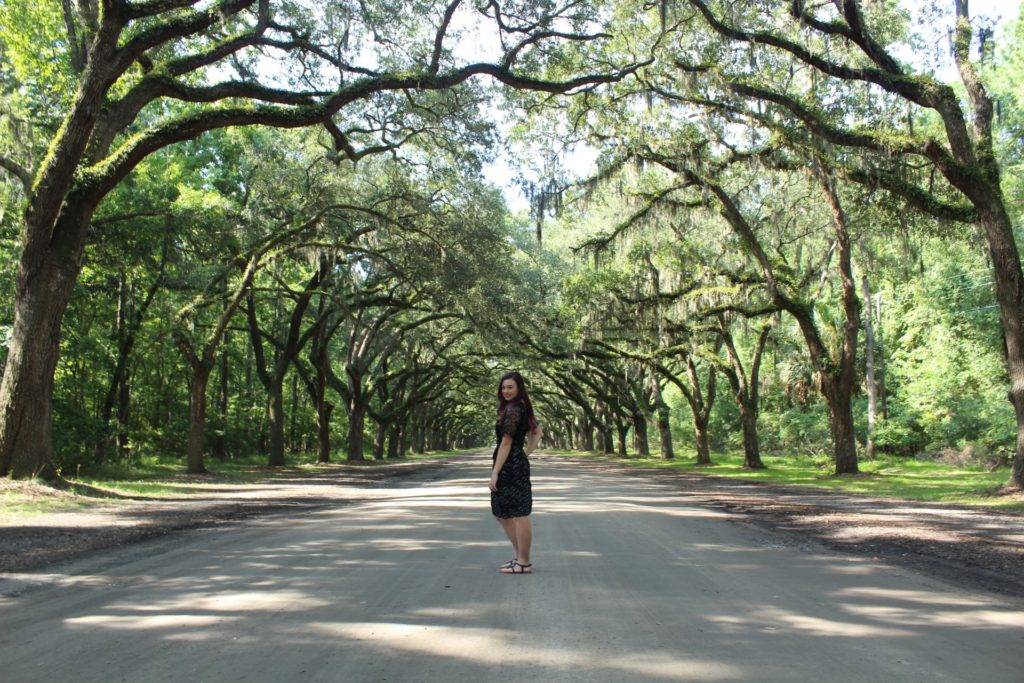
1, 453, 1021, 682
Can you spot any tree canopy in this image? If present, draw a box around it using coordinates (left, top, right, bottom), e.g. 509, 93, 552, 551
1, 0, 1022, 492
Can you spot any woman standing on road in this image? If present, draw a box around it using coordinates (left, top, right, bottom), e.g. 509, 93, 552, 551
490, 371, 542, 574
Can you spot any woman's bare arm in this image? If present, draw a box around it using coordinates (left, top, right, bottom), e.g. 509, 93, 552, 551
490, 435, 513, 491
524, 425, 543, 456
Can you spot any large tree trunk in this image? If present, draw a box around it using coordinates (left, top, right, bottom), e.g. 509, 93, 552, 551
316, 397, 333, 464
693, 415, 712, 466
186, 366, 212, 475
0, 298, 63, 479
288, 371, 299, 454
947, 1, 1024, 490
632, 412, 650, 456
580, 414, 595, 451
820, 176, 860, 474
372, 420, 386, 460
0, 21, 126, 478
395, 423, 407, 458
823, 377, 858, 474
347, 403, 366, 461
266, 381, 286, 466
386, 423, 400, 459
737, 396, 764, 469
977, 206, 1024, 489
399, 422, 410, 456
655, 402, 674, 460
651, 382, 675, 462
0, 211, 90, 478
616, 422, 629, 457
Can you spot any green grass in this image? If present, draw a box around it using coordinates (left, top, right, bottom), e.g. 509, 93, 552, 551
0, 487, 98, 515
546, 449, 1024, 511
68, 448, 469, 495
0, 448, 473, 516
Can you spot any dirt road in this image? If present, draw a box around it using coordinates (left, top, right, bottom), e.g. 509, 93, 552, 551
1, 451, 1021, 681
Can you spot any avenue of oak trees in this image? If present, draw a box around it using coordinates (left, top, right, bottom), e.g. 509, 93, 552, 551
497, 0, 1024, 487
1, 1, 1023, 490
0, 0, 649, 476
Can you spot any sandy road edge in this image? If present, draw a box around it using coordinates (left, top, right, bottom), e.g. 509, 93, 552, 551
0, 457, 462, 576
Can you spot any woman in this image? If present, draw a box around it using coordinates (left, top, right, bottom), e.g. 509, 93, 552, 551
490, 371, 542, 575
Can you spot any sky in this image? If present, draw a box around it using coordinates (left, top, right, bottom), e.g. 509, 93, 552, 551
480, 0, 1023, 214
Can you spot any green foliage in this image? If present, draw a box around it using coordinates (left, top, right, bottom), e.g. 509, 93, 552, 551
886, 238, 1015, 452
0, 0, 75, 106
766, 406, 832, 456
872, 418, 927, 457
2, 0, 1023, 489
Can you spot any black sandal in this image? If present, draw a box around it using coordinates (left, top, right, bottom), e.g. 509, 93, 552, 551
500, 560, 533, 574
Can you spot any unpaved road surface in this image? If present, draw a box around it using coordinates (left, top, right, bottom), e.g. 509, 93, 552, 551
1, 451, 1021, 682
0, 460, 449, 573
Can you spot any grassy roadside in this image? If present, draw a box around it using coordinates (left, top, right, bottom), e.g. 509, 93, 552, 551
546, 449, 1024, 512
0, 448, 472, 517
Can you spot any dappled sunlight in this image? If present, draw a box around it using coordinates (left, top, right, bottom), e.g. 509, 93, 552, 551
840, 604, 1024, 629
406, 606, 490, 618
832, 587, 993, 607
708, 608, 913, 638
65, 614, 234, 629
2, 453, 1021, 681
107, 590, 331, 613
307, 621, 746, 680
805, 563, 879, 576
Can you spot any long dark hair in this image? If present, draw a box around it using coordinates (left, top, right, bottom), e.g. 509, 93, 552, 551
497, 371, 539, 433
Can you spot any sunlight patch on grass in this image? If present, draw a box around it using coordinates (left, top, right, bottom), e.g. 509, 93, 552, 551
0, 478, 106, 516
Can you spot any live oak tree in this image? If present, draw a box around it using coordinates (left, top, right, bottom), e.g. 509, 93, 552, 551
0, 0, 650, 478
170, 198, 333, 472
4, 0, 1019, 480
659, 0, 1024, 486
246, 258, 330, 467
632, 151, 864, 473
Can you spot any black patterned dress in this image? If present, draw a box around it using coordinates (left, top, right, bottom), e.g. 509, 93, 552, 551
491, 402, 532, 518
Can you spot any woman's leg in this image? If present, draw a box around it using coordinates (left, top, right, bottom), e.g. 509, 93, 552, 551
496, 515, 518, 557
513, 515, 532, 565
